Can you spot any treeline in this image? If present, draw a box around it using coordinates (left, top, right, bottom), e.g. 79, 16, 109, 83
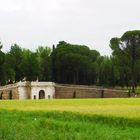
0, 30, 140, 92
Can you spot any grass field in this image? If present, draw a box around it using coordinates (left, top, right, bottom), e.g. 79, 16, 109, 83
0, 98, 140, 140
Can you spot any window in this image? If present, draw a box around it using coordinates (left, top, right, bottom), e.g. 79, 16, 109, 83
48, 95, 51, 99
33, 95, 36, 99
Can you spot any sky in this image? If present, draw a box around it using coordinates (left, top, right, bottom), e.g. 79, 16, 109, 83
0, 0, 140, 55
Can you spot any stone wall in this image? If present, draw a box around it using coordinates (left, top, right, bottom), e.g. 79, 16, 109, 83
103, 89, 130, 98
0, 83, 19, 100
17, 81, 31, 99
0, 82, 31, 100
55, 84, 130, 98
0, 82, 131, 100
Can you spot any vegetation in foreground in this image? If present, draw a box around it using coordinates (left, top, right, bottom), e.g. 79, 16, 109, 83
0, 99, 140, 140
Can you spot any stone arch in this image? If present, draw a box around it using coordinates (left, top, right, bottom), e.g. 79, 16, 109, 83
39, 90, 45, 99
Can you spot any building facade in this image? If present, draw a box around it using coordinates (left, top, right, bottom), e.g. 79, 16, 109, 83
0, 81, 131, 100
0, 81, 55, 100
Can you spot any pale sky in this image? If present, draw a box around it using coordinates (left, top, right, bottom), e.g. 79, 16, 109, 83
0, 0, 140, 55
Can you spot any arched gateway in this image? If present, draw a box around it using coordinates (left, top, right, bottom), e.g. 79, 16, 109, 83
31, 82, 55, 99
39, 90, 45, 99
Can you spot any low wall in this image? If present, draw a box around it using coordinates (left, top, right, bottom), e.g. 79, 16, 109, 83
55, 84, 130, 98
0, 83, 131, 100
0, 83, 19, 100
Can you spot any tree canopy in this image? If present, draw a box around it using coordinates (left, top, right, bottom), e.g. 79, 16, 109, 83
1, 30, 140, 93
110, 30, 140, 92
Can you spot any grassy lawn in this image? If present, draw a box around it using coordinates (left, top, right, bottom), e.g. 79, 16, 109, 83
0, 98, 140, 140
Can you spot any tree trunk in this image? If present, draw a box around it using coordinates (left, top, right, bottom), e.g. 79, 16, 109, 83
131, 43, 136, 93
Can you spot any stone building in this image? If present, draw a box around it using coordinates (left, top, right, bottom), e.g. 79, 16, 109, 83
0, 81, 131, 100
0, 81, 55, 100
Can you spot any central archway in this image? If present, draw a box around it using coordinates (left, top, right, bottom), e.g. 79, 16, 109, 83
39, 90, 45, 99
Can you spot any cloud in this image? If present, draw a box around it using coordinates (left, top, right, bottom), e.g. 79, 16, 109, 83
0, 0, 22, 12
0, 0, 140, 55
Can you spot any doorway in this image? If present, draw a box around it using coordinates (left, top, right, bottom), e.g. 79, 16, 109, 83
39, 90, 45, 99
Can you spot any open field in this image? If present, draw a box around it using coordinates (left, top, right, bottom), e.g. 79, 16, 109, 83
0, 99, 140, 140
1, 98, 140, 118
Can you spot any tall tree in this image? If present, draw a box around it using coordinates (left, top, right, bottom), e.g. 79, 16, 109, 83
9, 44, 24, 82
21, 49, 39, 81
110, 30, 140, 92
51, 41, 99, 85
4, 53, 16, 83
0, 42, 5, 85
36, 46, 52, 81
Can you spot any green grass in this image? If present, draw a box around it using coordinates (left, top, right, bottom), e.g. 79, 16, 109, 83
136, 87, 140, 94
0, 99, 140, 140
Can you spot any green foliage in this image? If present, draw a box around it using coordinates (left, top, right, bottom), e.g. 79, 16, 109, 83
51, 41, 100, 84
110, 30, 140, 91
4, 53, 16, 82
9, 44, 24, 81
0, 47, 5, 85
21, 49, 39, 81
0, 41, 3, 50
36, 46, 52, 81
